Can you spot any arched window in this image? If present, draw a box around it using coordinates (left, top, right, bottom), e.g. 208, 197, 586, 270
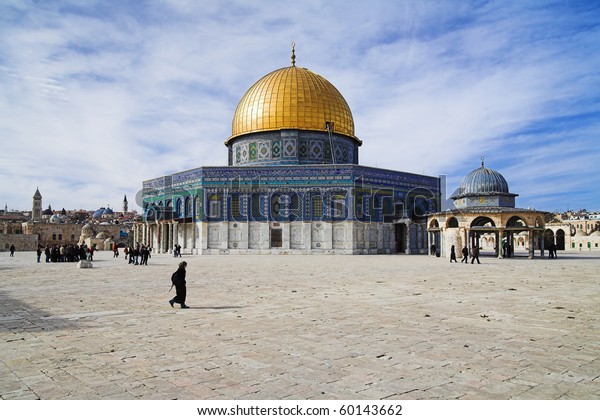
230, 194, 242, 220
208, 194, 221, 219
354, 194, 365, 220
251, 194, 262, 221
332, 192, 347, 220
290, 193, 301, 221
195, 195, 201, 219
381, 195, 393, 222
157, 201, 164, 220
311, 194, 323, 220
176, 198, 184, 218
185, 197, 192, 218
271, 194, 281, 220
165, 200, 173, 220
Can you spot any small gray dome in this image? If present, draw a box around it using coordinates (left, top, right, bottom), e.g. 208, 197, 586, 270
453, 162, 510, 199
92, 207, 105, 219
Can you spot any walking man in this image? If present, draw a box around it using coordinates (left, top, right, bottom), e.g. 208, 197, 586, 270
471, 247, 481, 264
461, 246, 469, 263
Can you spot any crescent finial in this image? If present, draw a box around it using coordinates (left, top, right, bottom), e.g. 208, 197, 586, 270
291, 42, 296, 67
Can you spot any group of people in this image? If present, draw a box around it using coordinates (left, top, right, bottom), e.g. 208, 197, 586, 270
502, 243, 514, 258
449, 245, 480, 264
37, 243, 95, 263
173, 244, 183, 257
123, 244, 152, 265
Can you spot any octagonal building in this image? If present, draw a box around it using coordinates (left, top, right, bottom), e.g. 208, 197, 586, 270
135, 50, 441, 254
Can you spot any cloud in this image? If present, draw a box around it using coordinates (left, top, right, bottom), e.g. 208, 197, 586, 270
0, 0, 599, 213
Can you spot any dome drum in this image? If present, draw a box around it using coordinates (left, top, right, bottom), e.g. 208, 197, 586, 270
228, 129, 359, 166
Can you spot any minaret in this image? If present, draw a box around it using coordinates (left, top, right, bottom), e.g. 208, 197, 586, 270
32, 188, 42, 221
123, 195, 128, 213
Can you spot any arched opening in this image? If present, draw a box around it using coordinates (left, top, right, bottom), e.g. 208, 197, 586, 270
471, 216, 496, 228
429, 219, 439, 229
446, 217, 459, 228
535, 216, 545, 229
556, 229, 566, 250
507, 216, 528, 228
544, 229, 555, 251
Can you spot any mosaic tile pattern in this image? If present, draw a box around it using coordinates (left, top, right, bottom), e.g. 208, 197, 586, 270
231, 136, 357, 165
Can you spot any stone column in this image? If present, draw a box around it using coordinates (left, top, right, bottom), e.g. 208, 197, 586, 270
163, 222, 169, 254
497, 231, 501, 257
540, 231, 545, 258
168, 222, 174, 254
429, 231, 434, 256
160, 223, 166, 254
173, 221, 179, 251
528, 229, 535, 259
192, 219, 197, 253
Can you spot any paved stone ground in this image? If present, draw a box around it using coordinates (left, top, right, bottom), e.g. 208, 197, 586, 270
0, 250, 599, 400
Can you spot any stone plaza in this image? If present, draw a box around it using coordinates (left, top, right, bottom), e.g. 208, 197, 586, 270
0, 251, 599, 400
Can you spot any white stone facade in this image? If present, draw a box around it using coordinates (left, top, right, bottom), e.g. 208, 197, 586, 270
134, 220, 414, 255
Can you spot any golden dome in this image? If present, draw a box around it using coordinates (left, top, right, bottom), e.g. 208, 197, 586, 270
227, 65, 357, 145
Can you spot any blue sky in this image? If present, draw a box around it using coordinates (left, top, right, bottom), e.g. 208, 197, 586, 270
1, 0, 599, 213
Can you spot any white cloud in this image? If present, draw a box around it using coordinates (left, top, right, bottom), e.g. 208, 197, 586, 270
1, 0, 599, 213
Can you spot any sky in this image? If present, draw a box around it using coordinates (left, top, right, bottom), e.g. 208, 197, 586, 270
1, 0, 599, 214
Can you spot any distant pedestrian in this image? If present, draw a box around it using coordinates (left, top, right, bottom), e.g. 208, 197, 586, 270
471, 247, 481, 264
36, 246, 42, 263
461, 246, 469, 263
450, 245, 457, 263
169, 261, 189, 309
9, 244, 15, 257
140, 245, 150, 265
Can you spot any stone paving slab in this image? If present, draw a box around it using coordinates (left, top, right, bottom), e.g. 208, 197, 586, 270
0, 250, 599, 400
